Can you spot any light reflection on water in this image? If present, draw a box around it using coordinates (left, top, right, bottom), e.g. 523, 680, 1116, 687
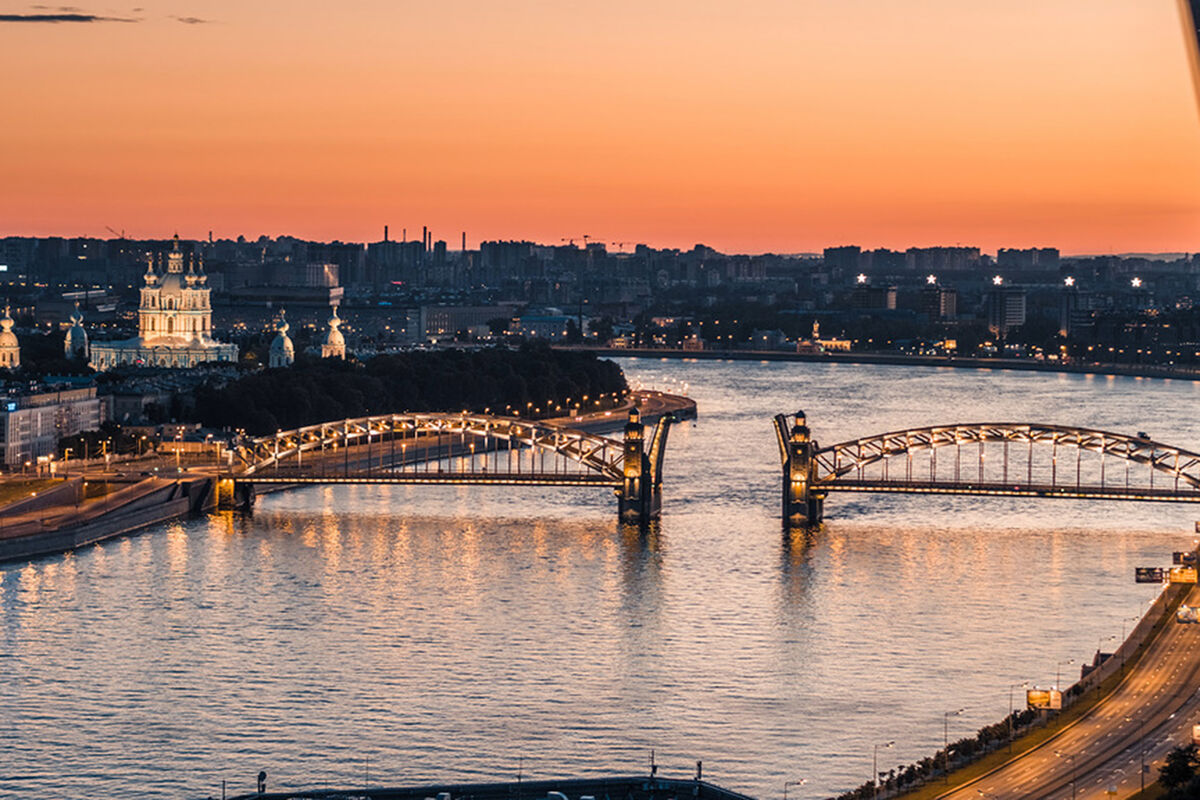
1, 359, 1197, 799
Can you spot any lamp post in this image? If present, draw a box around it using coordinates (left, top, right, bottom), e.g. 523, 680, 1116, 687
873, 741, 894, 799
1125, 716, 1146, 792
783, 779, 806, 800
943, 709, 964, 781
1008, 683, 1028, 751
1054, 751, 1076, 799
1055, 658, 1075, 689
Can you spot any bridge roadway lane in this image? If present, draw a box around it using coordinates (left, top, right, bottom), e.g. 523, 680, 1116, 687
939, 585, 1200, 800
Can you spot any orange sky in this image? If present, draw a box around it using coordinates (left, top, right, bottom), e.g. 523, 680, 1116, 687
3, 0, 1200, 253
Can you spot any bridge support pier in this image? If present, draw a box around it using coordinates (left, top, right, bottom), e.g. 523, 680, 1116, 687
775, 411, 822, 527
230, 481, 255, 511
617, 408, 673, 526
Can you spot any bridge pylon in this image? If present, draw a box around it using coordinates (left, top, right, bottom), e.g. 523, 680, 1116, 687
618, 408, 674, 525
774, 411, 823, 526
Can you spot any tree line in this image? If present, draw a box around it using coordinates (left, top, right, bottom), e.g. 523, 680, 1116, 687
191, 343, 628, 435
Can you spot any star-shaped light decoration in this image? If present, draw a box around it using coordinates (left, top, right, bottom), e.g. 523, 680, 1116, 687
1064, 276, 1075, 287
992, 275, 1003, 286
856, 273, 868, 284
926, 274, 937, 285
1131, 277, 1143, 288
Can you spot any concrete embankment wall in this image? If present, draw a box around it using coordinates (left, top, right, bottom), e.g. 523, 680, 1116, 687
1068, 581, 1190, 703
0, 477, 216, 564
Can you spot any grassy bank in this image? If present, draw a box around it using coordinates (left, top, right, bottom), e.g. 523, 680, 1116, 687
885, 586, 1187, 800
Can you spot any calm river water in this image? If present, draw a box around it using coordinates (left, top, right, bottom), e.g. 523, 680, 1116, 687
3, 359, 1200, 800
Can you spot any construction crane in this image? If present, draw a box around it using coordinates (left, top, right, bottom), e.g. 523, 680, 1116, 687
105, 226, 128, 240
610, 241, 633, 253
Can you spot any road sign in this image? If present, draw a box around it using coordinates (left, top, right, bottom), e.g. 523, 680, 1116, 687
1027, 689, 1063, 710
1136, 567, 1166, 583
1170, 567, 1198, 584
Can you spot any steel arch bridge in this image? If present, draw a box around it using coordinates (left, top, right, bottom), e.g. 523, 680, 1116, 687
228, 409, 674, 523
775, 413, 1200, 524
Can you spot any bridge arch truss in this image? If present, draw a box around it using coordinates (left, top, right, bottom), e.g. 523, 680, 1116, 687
812, 423, 1200, 499
238, 413, 631, 485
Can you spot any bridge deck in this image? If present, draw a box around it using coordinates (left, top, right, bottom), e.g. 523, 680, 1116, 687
822, 479, 1200, 502
243, 472, 620, 488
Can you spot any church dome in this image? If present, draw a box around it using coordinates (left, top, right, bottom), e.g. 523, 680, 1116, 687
0, 306, 17, 349
321, 305, 346, 360
64, 302, 88, 360
0, 304, 19, 369
269, 309, 294, 367
326, 306, 344, 348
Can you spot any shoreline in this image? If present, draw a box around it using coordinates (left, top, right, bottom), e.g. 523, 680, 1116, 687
562, 345, 1200, 383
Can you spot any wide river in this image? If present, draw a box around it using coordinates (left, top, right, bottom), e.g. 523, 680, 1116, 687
4, 359, 1200, 800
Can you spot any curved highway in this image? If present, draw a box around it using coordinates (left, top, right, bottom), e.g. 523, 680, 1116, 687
939, 585, 1200, 799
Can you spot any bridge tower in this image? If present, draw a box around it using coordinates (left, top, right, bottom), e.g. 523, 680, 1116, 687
774, 410, 822, 526
617, 408, 673, 525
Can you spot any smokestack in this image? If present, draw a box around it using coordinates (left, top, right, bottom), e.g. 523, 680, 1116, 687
208, 230, 213, 244
402, 227, 406, 243
384, 225, 389, 242
422, 226, 427, 251
462, 232, 466, 252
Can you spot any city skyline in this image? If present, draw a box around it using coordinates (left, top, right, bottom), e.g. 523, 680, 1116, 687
4, 0, 1200, 254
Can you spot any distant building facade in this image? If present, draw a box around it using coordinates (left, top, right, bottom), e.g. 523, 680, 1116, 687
987, 286, 1027, 337
0, 384, 103, 468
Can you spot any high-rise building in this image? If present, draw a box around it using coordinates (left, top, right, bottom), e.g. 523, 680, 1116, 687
920, 286, 958, 320
997, 248, 1060, 271
905, 247, 981, 273
987, 286, 1027, 337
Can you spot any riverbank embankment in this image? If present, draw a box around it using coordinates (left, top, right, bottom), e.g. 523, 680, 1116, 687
564, 345, 1200, 383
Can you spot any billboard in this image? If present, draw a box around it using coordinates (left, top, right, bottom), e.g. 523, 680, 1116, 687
1173, 552, 1198, 565
1136, 567, 1166, 583
1170, 567, 1198, 584
1027, 689, 1063, 710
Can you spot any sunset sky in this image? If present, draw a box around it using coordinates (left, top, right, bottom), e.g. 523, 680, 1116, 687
3, 0, 1200, 253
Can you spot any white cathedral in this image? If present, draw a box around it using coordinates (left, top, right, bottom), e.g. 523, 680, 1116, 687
90, 236, 238, 371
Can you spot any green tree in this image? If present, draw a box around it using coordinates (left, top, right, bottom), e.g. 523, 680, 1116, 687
1160, 744, 1200, 790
